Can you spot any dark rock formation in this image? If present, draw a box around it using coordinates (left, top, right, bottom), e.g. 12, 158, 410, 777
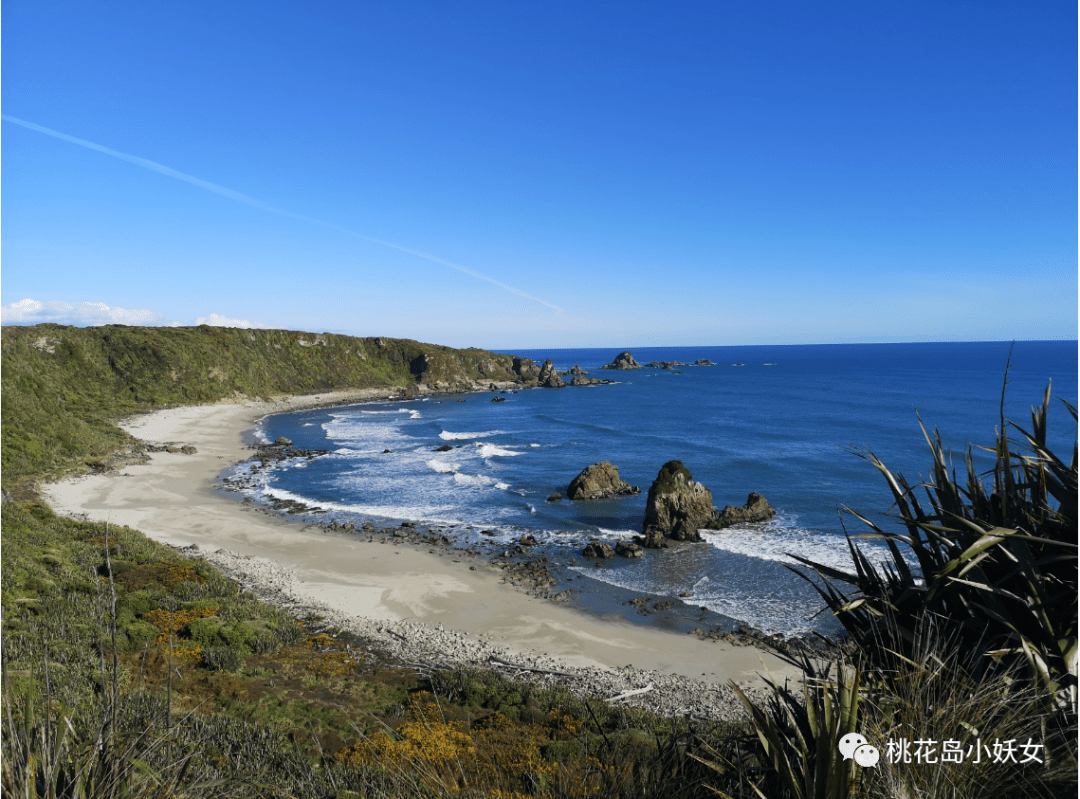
615, 540, 644, 558
641, 461, 721, 544
582, 540, 616, 558
434, 444, 454, 452
715, 492, 776, 528
274, 437, 292, 446
537, 359, 566, 388
546, 493, 562, 502
566, 461, 641, 500
600, 351, 642, 370
560, 365, 589, 376
409, 353, 430, 378
512, 357, 541, 381
644, 361, 687, 369
490, 396, 507, 402
695, 359, 716, 366
636, 529, 669, 549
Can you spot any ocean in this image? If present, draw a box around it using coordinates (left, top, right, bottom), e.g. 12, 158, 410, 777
225, 341, 1077, 638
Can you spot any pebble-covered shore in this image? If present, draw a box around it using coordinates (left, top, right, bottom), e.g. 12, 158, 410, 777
186, 544, 777, 723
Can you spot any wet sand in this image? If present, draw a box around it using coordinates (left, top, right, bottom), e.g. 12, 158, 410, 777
41, 391, 799, 690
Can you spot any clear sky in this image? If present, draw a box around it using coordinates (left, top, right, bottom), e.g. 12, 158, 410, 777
2, 1, 1076, 349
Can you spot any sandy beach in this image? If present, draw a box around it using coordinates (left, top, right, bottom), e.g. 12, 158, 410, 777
41, 390, 800, 714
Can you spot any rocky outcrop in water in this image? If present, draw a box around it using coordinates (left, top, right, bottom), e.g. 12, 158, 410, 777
537, 359, 566, 388
600, 351, 642, 370
582, 540, 616, 558
715, 492, 776, 528
566, 462, 641, 500
641, 461, 721, 545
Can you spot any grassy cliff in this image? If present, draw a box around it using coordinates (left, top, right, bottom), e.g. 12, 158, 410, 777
1, 324, 524, 484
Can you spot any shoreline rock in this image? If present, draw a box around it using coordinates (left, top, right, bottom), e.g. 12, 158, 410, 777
566, 461, 641, 500
715, 492, 776, 528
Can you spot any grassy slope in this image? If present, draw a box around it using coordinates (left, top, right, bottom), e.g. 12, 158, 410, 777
3, 324, 729, 797
1, 323, 524, 484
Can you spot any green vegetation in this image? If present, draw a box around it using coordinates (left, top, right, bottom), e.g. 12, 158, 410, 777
651, 460, 694, 494
2, 325, 1076, 796
1, 324, 524, 483
731, 374, 1078, 799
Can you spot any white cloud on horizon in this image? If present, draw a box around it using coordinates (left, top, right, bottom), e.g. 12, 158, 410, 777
1, 298, 165, 326
2, 299, 270, 330
193, 313, 269, 329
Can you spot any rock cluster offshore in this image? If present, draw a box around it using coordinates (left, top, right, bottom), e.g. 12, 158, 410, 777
639, 462, 776, 548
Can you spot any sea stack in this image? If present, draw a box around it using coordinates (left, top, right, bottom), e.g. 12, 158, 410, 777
641, 461, 721, 545
537, 359, 566, 388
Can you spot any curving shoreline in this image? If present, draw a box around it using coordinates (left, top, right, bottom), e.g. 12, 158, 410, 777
41, 389, 802, 719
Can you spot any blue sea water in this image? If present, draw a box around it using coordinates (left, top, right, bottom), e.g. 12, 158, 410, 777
230, 341, 1077, 637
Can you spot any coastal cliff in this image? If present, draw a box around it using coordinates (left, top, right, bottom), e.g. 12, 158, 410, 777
1, 324, 531, 483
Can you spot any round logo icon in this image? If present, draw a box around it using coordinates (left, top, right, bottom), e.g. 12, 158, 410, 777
853, 744, 880, 768
838, 733, 868, 760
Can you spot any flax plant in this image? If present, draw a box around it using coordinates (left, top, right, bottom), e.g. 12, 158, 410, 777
790, 379, 1077, 701
722, 656, 862, 799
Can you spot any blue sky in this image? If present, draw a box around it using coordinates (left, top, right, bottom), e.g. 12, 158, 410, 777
3, 1, 1076, 349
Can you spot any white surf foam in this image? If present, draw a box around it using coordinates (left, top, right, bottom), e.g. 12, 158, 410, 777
261, 486, 459, 522
426, 459, 458, 474
476, 443, 520, 458
439, 430, 504, 441
701, 522, 916, 577
452, 472, 500, 488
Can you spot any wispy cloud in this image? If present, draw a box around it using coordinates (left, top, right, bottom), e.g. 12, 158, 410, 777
1, 298, 165, 326
192, 313, 269, 329
3, 115, 564, 313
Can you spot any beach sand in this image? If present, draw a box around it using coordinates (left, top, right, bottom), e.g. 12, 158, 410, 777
41, 391, 799, 693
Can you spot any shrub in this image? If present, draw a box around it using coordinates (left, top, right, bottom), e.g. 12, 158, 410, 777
201, 646, 246, 673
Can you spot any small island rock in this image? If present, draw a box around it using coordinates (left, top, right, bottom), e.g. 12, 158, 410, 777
567, 461, 641, 500
641, 461, 721, 544
715, 492, 776, 528
560, 365, 589, 376
600, 351, 642, 370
